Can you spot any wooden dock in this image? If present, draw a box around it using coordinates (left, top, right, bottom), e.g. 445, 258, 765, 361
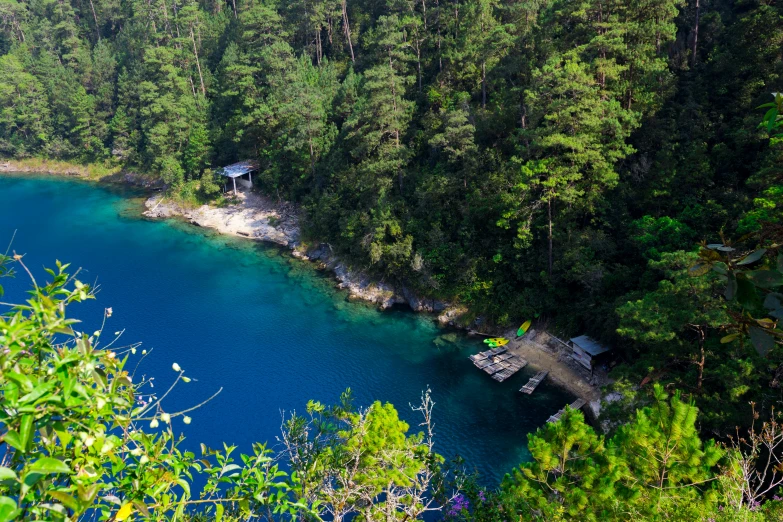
519, 371, 549, 394
470, 347, 527, 382
546, 399, 587, 423
492, 357, 528, 382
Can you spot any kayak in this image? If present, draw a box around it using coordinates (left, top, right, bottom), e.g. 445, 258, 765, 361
517, 320, 532, 337
488, 338, 509, 347
483, 337, 506, 344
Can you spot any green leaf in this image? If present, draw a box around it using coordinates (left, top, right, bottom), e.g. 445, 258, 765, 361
28, 458, 72, 475
48, 491, 80, 511
725, 272, 737, 301
18, 415, 34, 452
749, 326, 776, 356
0, 496, 20, 522
737, 249, 767, 266
720, 333, 739, 344
216, 503, 224, 522
767, 108, 779, 131
222, 464, 242, 477
764, 293, 783, 311
689, 263, 710, 277
764, 108, 779, 130
736, 277, 760, 309
175, 478, 191, 497
0, 468, 15, 481
3, 432, 23, 452
746, 270, 783, 289
133, 501, 150, 517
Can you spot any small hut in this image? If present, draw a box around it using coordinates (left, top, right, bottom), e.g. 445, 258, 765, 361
568, 335, 611, 372
219, 160, 258, 195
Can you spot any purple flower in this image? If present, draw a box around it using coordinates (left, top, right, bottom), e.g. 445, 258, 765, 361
478, 490, 486, 502
447, 494, 470, 516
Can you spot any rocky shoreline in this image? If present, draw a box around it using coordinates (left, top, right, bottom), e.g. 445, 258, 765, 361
141, 192, 609, 412
142, 191, 462, 323
0, 159, 461, 321
1, 162, 607, 409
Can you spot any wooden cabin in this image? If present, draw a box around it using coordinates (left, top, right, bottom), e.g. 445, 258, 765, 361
568, 335, 611, 371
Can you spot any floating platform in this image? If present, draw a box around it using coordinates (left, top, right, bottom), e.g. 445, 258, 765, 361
492, 357, 528, 382
470, 347, 527, 382
546, 398, 587, 423
520, 370, 549, 394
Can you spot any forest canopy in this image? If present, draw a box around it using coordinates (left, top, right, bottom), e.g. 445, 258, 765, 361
0, 0, 780, 326
2, 0, 783, 514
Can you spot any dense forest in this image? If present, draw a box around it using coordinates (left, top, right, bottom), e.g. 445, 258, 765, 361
2, 0, 783, 517
3, 254, 783, 521
1, 0, 780, 323
1, 0, 783, 423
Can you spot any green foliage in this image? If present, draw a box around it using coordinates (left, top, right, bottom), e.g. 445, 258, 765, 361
2, 4, 783, 517
0, 0, 777, 329
497, 386, 771, 521
630, 216, 696, 260
0, 255, 444, 520
502, 408, 622, 520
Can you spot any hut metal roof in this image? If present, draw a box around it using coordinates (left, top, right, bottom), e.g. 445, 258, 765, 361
569, 335, 611, 356
219, 160, 258, 178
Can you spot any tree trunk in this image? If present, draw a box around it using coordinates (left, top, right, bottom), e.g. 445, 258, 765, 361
342, 0, 355, 63
231, 0, 237, 19
88, 0, 101, 40
190, 26, 206, 96
696, 327, 705, 390
316, 27, 322, 65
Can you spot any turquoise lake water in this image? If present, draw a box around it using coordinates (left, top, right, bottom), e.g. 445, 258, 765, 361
0, 174, 571, 485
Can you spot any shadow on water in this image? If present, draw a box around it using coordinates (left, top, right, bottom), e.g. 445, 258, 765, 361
0, 174, 574, 487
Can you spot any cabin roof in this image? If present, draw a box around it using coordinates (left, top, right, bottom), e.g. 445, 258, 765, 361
219, 160, 258, 178
569, 335, 611, 357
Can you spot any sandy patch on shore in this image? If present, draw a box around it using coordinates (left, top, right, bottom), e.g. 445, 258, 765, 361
480, 328, 606, 411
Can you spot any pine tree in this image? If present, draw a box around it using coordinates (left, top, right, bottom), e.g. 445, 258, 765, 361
502, 408, 625, 521
611, 384, 724, 517
267, 54, 338, 193
519, 52, 636, 276
0, 53, 51, 156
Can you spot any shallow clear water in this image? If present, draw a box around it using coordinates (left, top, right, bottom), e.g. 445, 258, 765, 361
0, 174, 571, 485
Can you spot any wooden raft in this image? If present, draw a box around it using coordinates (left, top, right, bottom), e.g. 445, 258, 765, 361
470, 347, 528, 382
492, 357, 528, 382
519, 370, 549, 394
546, 399, 587, 423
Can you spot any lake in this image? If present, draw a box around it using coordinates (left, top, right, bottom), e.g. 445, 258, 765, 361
0, 173, 572, 485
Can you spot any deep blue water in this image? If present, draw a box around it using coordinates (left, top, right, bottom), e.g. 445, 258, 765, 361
0, 173, 571, 485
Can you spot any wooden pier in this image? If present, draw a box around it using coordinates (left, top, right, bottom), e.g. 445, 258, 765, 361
519, 371, 549, 394
546, 399, 587, 423
470, 347, 528, 382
